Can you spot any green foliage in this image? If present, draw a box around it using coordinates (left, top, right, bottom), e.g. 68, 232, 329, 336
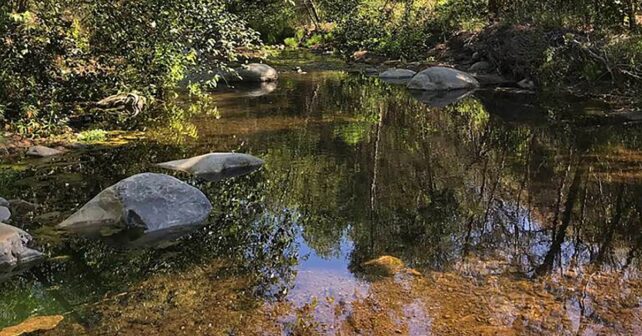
77, 129, 107, 143
1, 0, 260, 136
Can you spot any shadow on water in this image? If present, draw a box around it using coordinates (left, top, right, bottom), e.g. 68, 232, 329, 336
1, 58, 642, 334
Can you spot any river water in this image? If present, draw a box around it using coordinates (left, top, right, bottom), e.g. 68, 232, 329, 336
1, 56, 641, 335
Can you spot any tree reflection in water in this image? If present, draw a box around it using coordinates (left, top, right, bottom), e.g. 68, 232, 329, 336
0, 70, 641, 334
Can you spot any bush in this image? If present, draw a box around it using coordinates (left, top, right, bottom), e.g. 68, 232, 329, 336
1, 0, 261, 136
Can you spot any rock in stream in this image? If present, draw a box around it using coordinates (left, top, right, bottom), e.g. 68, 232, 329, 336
0, 223, 44, 274
157, 153, 264, 182
57, 173, 212, 238
407, 66, 479, 91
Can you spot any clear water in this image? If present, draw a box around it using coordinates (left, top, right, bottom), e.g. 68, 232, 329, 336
1, 56, 642, 335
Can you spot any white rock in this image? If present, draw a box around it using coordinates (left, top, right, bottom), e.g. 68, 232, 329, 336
157, 153, 264, 182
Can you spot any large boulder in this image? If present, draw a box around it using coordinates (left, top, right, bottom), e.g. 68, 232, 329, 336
157, 153, 264, 182
0, 223, 44, 272
224, 63, 278, 83
407, 66, 479, 91
57, 173, 212, 236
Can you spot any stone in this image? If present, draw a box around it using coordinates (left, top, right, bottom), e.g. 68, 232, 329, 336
0, 207, 10, 222
94, 93, 146, 117
26, 145, 63, 157
157, 153, 264, 182
361, 256, 406, 277
379, 68, 417, 79
468, 61, 492, 73
225, 63, 278, 83
0, 315, 64, 335
57, 173, 212, 236
0, 197, 8, 207
0, 223, 44, 272
517, 78, 536, 90
407, 66, 479, 91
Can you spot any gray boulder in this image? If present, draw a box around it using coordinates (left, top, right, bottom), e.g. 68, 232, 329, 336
157, 153, 264, 182
26, 145, 63, 157
407, 66, 479, 91
0, 197, 9, 208
468, 61, 492, 73
0, 223, 44, 272
379, 68, 417, 79
57, 173, 212, 236
224, 63, 278, 83
0, 207, 10, 222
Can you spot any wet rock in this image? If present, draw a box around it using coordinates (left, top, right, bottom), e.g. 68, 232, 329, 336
0, 197, 9, 208
517, 78, 536, 90
0, 315, 64, 335
57, 173, 212, 236
468, 61, 492, 73
360, 256, 421, 277
157, 153, 264, 182
379, 68, 417, 79
225, 63, 278, 83
0, 206, 10, 222
26, 145, 63, 157
407, 67, 479, 91
0, 223, 44, 272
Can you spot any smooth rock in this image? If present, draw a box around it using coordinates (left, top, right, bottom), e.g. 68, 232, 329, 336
0, 315, 64, 335
0, 207, 10, 222
0, 197, 8, 207
518, 78, 536, 90
379, 68, 417, 79
57, 173, 212, 236
26, 145, 63, 158
0, 223, 44, 272
225, 63, 278, 83
468, 61, 492, 73
157, 153, 264, 182
407, 66, 479, 91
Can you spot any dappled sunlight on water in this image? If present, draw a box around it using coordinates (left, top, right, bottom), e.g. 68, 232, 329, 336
2, 54, 642, 334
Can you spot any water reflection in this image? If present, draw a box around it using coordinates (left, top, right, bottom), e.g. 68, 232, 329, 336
1, 65, 642, 334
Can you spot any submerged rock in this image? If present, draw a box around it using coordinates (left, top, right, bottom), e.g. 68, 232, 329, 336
0, 315, 64, 335
157, 153, 264, 182
57, 173, 212, 236
360, 255, 422, 277
26, 145, 63, 158
407, 66, 479, 91
0, 223, 44, 272
225, 63, 278, 83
